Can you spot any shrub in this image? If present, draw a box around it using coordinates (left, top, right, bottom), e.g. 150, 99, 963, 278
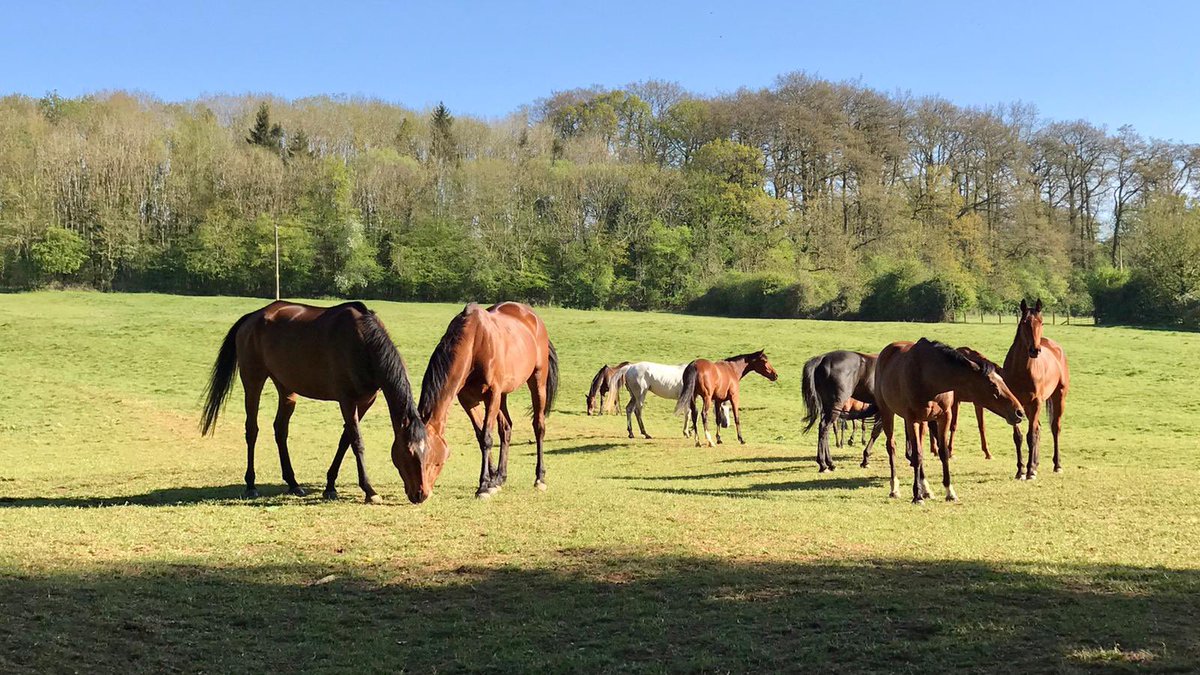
31, 227, 88, 280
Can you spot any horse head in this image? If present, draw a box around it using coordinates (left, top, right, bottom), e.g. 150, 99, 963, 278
749, 350, 779, 382
1018, 299, 1045, 359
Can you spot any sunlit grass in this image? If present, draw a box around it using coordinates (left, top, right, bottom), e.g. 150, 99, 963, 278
0, 291, 1197, 672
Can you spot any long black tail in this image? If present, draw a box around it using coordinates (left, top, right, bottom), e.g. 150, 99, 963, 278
200, 312, 253, 436
801, 355, 822, 433
673, 362, 698, 416
544, 341, 559, 416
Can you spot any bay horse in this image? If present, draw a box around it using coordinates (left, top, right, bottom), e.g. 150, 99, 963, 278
833, 398, 875, 448
615, 362, 730, 439
675, 350, 779, 447
586, 362, 629, 415
801, 350, 883, 472
200, 301, 428, 504
1004, 299, 1070, 479
417, 302, 558, 499
874, 339, 1024, 503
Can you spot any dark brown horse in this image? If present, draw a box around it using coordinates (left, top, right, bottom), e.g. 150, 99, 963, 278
586, 362, 629, 416
801, 350, 883, 471
875, 339, 1024, 503
418, 302, 558, 498
1005, 299, 1070, 479
674, 350, 778, 447
200, 301, 428, 504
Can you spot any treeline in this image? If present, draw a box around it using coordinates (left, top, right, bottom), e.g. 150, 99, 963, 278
1, 75, 1198, 327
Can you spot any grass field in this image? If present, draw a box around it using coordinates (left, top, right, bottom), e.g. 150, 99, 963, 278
1, 291, 1198, 673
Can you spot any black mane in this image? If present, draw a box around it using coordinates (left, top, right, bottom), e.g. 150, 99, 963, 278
587, 365, 608, 400
724, 350, 765, 363
918, 338, 994, 376
418, 306, 472, 419
358, 312, 424, 440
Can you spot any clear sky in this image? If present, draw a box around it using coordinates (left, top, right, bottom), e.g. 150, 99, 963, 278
3, 0, 1198, 140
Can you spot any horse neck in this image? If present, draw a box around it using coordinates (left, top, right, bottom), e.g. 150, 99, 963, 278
422, 340, 474, 431
729, 359, 752, 379
381, 382, 420, 435
1006, 324, 1033, 367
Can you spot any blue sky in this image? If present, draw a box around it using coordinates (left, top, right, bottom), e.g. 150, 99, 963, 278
3, 0, 1198, 140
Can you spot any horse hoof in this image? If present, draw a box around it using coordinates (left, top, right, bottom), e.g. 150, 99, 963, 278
818, 466, 828, 474
739, 439, 746, 445
860, 461, 870, 469
365, 494, 383, 505
475, 490, 492, 500
1053, 466, 1063, 474
322, 489, 338, 501
1015, 473, 1026, 481
912, 498, 925, 505
244, 488, 260, 499
829, 465, 837, 472
1026, 473, 1037, 481
644, 434, 653, 440
534, 480, 547, 491
983, 453, 992, 460
888, 491, 899, 499
287, 486, 307, 497
628, 432, 635, 439
486, 485, 501, 495
716, 438, 723, 445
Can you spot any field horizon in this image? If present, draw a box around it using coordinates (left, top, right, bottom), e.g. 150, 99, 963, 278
0, 291, 1197, 672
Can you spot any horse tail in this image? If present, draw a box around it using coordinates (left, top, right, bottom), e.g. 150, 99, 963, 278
609, 364, 632, 393
200, 311, 253, 436
801, 355, 822, 433
544, 341, 559, 416
674, 362, 698, 417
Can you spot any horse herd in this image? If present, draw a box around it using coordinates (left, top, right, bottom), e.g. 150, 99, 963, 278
201, 298, 1068, 505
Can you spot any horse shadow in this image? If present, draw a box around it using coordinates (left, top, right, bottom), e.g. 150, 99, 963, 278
0, 484, 319, 509
548, 442, 626, 456
628, 476, 884, 499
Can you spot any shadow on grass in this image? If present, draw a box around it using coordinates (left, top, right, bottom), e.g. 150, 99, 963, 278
1, 554, 1196, 672
0, 484, 316, 509
549, 442, 627, 456
608, 466, 797, 482
630, 476, 884, 499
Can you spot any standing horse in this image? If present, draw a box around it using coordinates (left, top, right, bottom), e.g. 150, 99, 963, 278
1004, 299, 1070, 479
801, 350, 883, 472
833, 398, 875, 448
199, 301, 428, 504
615, 362, 729, 439
675, 351, 779, 447
418, 302, 558, 499
875, 339, 1024, 503
586, 362, 629, 416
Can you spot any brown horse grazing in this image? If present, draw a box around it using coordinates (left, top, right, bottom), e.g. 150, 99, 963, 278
586, 362, 629, 416
418, 302, 558, 499
674, 351, 779, 447
200, 301, 428, 504
1005, 299, 1070, 479
875, 339, 1025, 503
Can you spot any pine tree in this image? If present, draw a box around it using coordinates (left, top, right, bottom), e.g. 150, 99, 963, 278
430, 102, 457, 164
288, 128, 311, 159
247, 102, 284, 152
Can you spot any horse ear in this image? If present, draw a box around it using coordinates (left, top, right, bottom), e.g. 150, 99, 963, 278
1034, 298, 1043, 313
1019, 299, 1028, 314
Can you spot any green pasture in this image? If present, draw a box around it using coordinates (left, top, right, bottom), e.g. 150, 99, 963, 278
0, 292, 1197, 672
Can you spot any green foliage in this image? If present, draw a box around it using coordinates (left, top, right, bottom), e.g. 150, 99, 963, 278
30, 227, 88, 279
2, 83, 1193, 326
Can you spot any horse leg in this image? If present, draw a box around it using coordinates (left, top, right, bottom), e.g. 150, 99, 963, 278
495, 395, 513, 488
907, 421, 926, 504
882, 412, 899, 498
323, 396, 376, 500
714, 398, 724, 445
634, 393, 651, 439
324, 429, 351, 500
975, 403, 990, 460
730, 394, 745, 445
1025, 399, 1043, 480
339, 401, 380, 504
834, 418, 844, 448
918, 423, 932, 499
1049, 389, 1065, 473
460, 397, 495, 496
626, 395, 637, 439
699, 398, 714, 448
861, 416, 883, 469
529, 374, 549, 490
272, 387, 304, 496
240, 372, 266, 498
935, 413, 956, 501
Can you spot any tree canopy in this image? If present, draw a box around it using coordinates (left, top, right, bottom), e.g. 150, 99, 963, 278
0, 77, 1196, 326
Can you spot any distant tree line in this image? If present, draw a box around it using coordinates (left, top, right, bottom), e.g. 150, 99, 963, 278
1, 75, 1197, 327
